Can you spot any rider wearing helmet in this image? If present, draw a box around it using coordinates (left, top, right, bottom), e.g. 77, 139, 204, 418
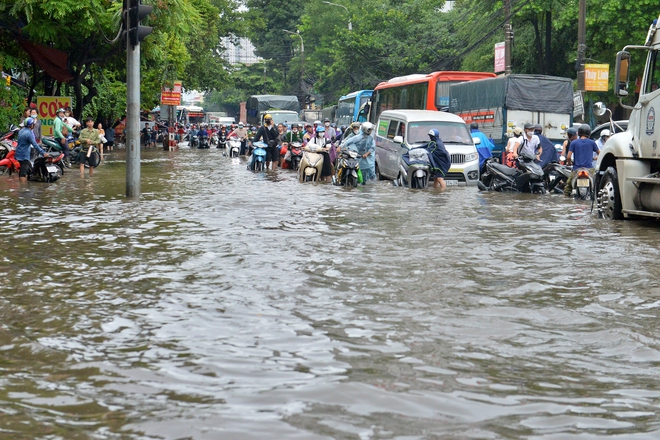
520, 122, 541, 160
564, 124, 600, 196
323, 118, 336, 140
16, 117, 46, 183
253, 113, 280, 169
561, 127, 578, 160
469, 122, 494, 171
343, 122, 377, 182
54, 108, 74, 162
227, 122, 249, 155
533, 124, 559, 168
306, 125, 334, 180
424, 129, 452, 190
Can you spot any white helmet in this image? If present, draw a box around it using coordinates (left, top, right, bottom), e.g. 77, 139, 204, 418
600, 129, 611, 138
238, 122, 244, 127
361, 122, 374, 134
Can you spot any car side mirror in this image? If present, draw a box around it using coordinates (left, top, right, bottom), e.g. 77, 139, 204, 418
472, 137, 481, 145
393, 135, 403, 144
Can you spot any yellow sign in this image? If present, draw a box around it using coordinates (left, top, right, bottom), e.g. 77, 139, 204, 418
585, 64, 609, 92
37, 96, 72, 137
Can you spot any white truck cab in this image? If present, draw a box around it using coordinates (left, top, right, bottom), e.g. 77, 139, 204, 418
596, 16, 660, 219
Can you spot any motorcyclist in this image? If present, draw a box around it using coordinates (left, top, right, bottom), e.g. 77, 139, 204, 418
306, 125, 333, 181
469, 122, 493, 172
339, 122, 361, 149
520, 122, 542, 161
253, 114, 280, 169
534, 124, 559, 167
54, 108, 74, 163
343, 122, 377, 183
561, 127, 578, 163
228, 122, 249, 155
425, 129, 451, 190
564, 124, 600, 197
16, 117, 46, 183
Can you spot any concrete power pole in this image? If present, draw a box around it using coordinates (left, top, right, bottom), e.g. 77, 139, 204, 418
504, 0, 512, 74
126, 42, 140, 198
577, 0, 586, 90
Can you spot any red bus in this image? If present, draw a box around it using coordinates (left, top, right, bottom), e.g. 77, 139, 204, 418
368, 71, 497, 124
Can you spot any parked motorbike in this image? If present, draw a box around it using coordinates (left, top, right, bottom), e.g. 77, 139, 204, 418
42, 137, 72, 169
543, 160, 572, 194
227, 137, 241, 157
299, 145, 324, 182
333, 148, 361, 187
289, 141, 303, 171
0, 149, 19, 175
249, 141, 267, 171
478, 152, 546, 193
0, 125, 19, 160
572, 168, 594, 200
398, 147, 431, 189
29, 151, 64, 182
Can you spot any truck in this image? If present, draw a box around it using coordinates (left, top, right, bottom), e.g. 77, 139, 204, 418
448, 74, 574, 158
594, 17, 660, 220
246, 95, 300, 126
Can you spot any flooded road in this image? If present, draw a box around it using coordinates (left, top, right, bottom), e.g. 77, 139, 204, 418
1, 148, 660, 439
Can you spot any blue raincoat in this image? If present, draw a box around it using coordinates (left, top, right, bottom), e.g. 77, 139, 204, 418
470, 129, 494, 170
344, 132, 376, 181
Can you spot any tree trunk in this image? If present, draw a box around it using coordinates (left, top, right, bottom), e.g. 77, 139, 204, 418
531, 16, 543, 73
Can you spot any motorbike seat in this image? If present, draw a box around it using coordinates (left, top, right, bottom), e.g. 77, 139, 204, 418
491, 163, 519, 176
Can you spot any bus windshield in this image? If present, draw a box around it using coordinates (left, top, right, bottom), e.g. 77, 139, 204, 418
407, 121, 472, 145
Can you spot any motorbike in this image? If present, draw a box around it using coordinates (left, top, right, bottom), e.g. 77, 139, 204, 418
542, 160, 572, 194
299, 145, 324, 182
398, 146, 431, 189
70, 143, 102, 168
478, 152, 546, 193
0, 149, 20, 175
0, 125, 19, 160
249, 141, 267, 171
42, 137, 72, 169
227, 137, 241, 157
217, 132, 227, 149
289, 142, 304, 171
198, 135, 210, 149
29, 151, 64, 182
333, 148, 361, 187
572, 167, 594, 200
190, 135, 199, 148
210, 133, 219, 146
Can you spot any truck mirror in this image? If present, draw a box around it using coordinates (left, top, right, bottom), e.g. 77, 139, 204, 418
593, 102, 608, 117
615, 51, 631, 97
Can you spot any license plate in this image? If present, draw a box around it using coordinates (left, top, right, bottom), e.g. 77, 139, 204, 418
577, 179, 590, 187
46, 165, 58, 173
446, 180, 458, 186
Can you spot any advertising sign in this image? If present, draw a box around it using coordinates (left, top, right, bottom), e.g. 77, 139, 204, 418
457, 111, 495, 125
494, 42, 506, 73
573, 91, 584, 118
37, 96, 72, 137
161, 80, 182, 106
584, 64, 609, 92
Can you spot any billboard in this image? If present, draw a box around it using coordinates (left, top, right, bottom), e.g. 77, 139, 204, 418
584, 64, 609, 92
37, 96, 73, 137
494, 42, 506, 73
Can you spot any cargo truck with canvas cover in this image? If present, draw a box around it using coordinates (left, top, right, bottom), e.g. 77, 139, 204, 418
448, 75, 574, 158
246, 95, 301, 126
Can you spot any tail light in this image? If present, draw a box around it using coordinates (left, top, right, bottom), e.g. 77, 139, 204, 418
577, 170, 590, 178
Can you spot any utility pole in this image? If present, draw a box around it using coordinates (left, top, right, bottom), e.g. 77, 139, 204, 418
284, 30, 304, 106
504, 0, 512, 74
577, 0, 586, 90
123, 0, 153, 198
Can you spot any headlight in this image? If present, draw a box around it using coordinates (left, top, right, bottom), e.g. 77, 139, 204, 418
465, 152, 478, 162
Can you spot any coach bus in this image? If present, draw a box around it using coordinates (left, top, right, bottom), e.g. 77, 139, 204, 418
336, 90, 373, 127
368, 71, 497, 124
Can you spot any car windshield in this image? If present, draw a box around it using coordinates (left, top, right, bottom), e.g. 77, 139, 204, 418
407, 121, 472, 145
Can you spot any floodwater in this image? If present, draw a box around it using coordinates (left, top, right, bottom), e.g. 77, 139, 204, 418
1, 147, 660, 440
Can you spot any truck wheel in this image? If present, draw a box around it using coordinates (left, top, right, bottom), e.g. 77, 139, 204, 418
597, 167, 623, 220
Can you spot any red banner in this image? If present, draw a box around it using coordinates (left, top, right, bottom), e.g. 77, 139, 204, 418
161, 91, 181, 106
457, 111, 495, 125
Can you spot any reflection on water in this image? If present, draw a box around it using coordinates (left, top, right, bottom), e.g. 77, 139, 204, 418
1, 148, 660, 439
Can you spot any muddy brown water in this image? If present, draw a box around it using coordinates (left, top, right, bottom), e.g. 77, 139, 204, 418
1, 148, 660, 439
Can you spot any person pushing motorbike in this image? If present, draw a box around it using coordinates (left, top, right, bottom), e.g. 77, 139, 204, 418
16, 118, 47, 183
343, 122, 377, 183
253, 114, 280, 170
426, 129, 452, 190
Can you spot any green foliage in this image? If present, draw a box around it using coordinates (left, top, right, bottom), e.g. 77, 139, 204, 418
0, 84, 26, 130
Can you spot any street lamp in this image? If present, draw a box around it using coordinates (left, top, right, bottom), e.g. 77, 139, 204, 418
284, 30, 305, 102
322, 1, 352, 31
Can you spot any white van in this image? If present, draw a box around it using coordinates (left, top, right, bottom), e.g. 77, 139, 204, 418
375, 110, 480, 186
